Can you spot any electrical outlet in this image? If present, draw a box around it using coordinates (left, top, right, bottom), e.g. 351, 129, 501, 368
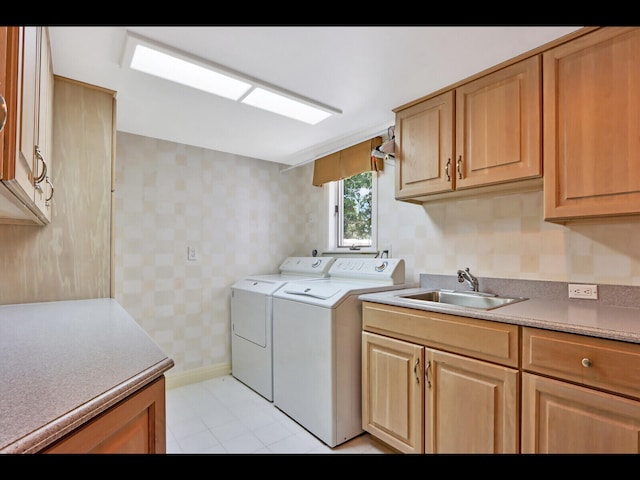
187, 246, 197, 261
568, 283, 598, 300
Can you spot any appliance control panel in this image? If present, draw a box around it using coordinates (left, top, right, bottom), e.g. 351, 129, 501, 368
279, 256, 336, 276
328, 258, 405, 284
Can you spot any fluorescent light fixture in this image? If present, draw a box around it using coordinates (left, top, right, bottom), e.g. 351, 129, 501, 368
241, 87, 333, 125
121, 31, 341, 125
130, 45, 251, 100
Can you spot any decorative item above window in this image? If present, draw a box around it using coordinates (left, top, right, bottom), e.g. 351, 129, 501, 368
312, 136, 383, 186
371, 125, 395, 160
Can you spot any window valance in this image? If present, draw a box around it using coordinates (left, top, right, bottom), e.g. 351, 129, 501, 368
312, 136, 383, 186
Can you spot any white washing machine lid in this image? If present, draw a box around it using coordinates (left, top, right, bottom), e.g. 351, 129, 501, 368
275, 278, 408, 307
273, 258, 407, 307
279, 281, 344, 301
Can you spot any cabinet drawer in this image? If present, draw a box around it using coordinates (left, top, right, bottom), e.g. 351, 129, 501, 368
522, 327, 640, 400
362, 302, 519, 368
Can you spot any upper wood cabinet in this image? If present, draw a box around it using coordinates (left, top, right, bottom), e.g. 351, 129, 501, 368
33, 27, 54, 220
0, 27, 12, 175
395, 90, 454, 199
543, 27, 640, 222
0, 26, 54, 225
395, 55, 542, 203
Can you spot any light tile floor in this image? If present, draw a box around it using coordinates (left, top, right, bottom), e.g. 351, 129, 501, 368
165, 375, 396, 454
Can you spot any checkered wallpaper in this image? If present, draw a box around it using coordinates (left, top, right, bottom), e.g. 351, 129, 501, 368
114, 134, 640, 377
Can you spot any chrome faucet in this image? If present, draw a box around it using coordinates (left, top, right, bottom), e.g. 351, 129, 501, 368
457, 267, 479, 292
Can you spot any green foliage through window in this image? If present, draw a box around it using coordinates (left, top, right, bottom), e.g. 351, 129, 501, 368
340, 172, 372, 246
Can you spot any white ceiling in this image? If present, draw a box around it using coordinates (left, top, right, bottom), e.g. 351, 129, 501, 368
48, 26, 582, 167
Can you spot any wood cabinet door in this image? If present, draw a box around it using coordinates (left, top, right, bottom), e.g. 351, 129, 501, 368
395, 90, 454, 200
543, 27, 640, 222
32, 26, 53, 221
455, 55, 541, 190
424, 347, 519, 453
8, 26, 38, 207
0, 26, 47, 225
43, 376, 167, 454
0, 27, 8, 172
522, 373, 640, 453
362, 331, 424, 453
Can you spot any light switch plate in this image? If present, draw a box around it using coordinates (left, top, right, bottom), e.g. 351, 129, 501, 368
568, 283, 598, 299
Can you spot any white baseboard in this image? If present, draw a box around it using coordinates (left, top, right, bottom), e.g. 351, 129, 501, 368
164, 362, 231, 390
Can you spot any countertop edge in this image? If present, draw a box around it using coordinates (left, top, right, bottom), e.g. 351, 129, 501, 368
2, 357, 174, 454
360, 288, 640, 345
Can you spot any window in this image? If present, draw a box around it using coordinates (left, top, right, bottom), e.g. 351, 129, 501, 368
327, 171, 378, 252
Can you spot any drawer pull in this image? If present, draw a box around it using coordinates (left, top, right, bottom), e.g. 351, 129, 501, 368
581, 358, 593, 368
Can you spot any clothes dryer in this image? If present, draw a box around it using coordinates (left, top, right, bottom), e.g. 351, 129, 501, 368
230, 256, 335, 401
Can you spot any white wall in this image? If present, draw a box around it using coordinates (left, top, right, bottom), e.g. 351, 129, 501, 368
114, 133, 640, 380
373, 157, 640, 287
114, 132, 319, 377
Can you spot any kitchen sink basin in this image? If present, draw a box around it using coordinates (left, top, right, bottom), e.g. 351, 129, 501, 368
397, 290, 528, 310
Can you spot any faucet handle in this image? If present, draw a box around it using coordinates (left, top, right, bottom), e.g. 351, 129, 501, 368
457, 267, 479, 291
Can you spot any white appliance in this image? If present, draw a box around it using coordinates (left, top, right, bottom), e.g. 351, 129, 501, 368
230, 256, 335, 401
272, 257, 406, 447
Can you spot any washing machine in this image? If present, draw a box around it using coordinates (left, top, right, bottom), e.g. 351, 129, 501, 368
230, 256, 335, 401
272, 257, 407, 447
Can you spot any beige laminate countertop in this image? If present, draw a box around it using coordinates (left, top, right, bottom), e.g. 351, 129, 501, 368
359, 287, 640, 344
0, 298, 174, 454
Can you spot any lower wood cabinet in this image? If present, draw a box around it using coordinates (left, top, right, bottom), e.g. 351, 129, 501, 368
521, 372, 640, 453
361, 302, 520, 453
42, 376, 167, 454
362, 302, 640, 454
424, 347, 518, 453
362, 331, 424, 453
521, 326, 640, 453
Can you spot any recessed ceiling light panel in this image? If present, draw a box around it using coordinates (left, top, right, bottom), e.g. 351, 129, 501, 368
121, 31, 341, 125
242, 88, 334, 125
130, 44, 251, 100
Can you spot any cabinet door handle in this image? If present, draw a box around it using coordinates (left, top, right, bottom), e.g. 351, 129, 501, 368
0, 94, 6, 133
445, 158, 451, 181
413, 358, 420, 384
34, 145, 47, 185
45, 176, 54, 205
456, 155, 463, 179
425, 360, 431, 389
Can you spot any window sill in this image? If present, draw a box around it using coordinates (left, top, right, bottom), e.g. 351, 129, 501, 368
322, 249, 380, 257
